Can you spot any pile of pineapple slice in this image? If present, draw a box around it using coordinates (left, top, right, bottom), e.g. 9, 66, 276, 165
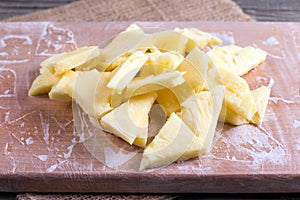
29, 24, 270, 170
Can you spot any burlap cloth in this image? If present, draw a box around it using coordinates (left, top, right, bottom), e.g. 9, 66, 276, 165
3, 0, 253, 199
4, 0, 253, 22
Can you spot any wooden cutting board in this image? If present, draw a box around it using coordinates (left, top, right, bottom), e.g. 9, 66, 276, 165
0, 22, 300, 193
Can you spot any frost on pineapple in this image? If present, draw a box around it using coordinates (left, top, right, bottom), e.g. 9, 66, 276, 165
0, 35, 32, 63
36, 23, 77, 56
0, 67, 16, 97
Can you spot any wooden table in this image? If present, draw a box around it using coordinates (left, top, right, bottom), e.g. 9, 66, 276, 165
0, 0, 300, 22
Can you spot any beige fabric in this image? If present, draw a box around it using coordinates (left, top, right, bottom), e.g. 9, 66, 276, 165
4, 0, 253, 22
11, 0, 252, 199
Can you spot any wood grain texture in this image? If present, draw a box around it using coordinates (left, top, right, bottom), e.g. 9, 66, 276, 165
233, 0, 300, 21
0, 0, 78, 20
0, 22, 300, 193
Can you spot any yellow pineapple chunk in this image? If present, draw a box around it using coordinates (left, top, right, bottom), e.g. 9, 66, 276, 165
208, 45, 267, 76
40, 54, 64, 74
107, 51, 148, 93
251, 86, 271, 125
101, 92, 157, 147
175, 28, 222, 52
219, 86, 271, 125
44, 46, 100, 74
125, 71, 185, 98
177, 47, 209, 92
149, 30, 188, 55
73, 69, 112, 118
156, 89, 181, 116
197, 85, 224, 152
49, 70, 78, 100
105, 53, 130, 72
97, 24, 152, 71
178, 85, 224, 152
140, 51, 183, 76
140, 112, 201, 170
215, 67, 257, 121
28, 67, 61, 96
219, 106, 247, 126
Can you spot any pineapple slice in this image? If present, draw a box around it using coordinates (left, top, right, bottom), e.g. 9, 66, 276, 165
208, 45, 267, 76
197, 85, 224, 152
219, 86, 271, 126
178, 136, 204, 161
29, 46, 101, 96
149, 51, 183, 73
219, 106, 247, 126
48, 70, 78, 100
28, 67, 61, 96
250, 86, 271, 125
44, 46, 100, 74
101, 92, 157, 147
178, 85, 224, 152
149, 30, 188, 55
40, 54, 64, 74
157, 80, 198, 127
98, 24, 152, 71
125, 71, 185, 98
214, 67, 257, 121
156, 89, 181, 116
105, 53, 130, 72
107, 51, 148, 93
140, 112, 202, 170
140, 51, 183, 76
175, 28, 222, 52
177, 47, 209, 92
73, 69, 112, 118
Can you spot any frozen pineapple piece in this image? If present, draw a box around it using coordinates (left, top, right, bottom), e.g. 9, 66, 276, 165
213, 67, 257, 121
73, 69, 112, 118
196, 85, 224, 152
107, 51, 148, 93
45, 46, 100, 74
175, 28, 222, 52
163, 80, 199, 137
153, 80, 198, 132
139, 63, 155, 77
28, 67, 61, 96
97, 24, 152, 71
178, 85, 224, 152
178, 136, 204, 161
101, 92, 157, 147
105, 53, 130, 72
219, 106, 247, 126
177, 47, 209, 92
140, 51, 183, 76
208, 45, 267, 76
125, 71, 185, 98
156, 89, 181, 116
49, 70, 78, 100
219, 86, 271, 126
148, 30, 188, 55
140, 112, 201, 170
250, 86, 271, 125
40, 54, 64, 74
